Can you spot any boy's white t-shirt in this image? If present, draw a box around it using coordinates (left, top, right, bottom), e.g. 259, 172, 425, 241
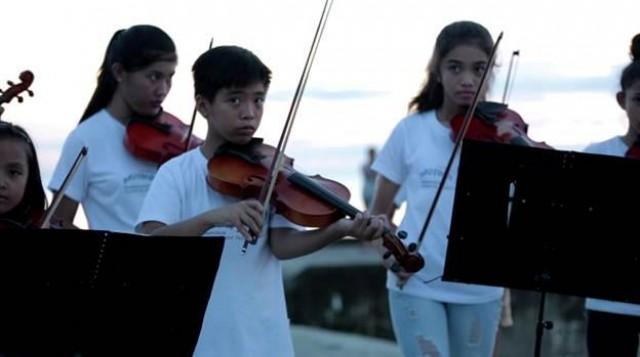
583, 136, 640, 316
136, 148, 296, 357
372, 110, 503, 304
48, 109, 157, 233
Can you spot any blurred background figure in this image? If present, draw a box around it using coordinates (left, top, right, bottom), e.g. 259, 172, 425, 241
361, 146, 377, 209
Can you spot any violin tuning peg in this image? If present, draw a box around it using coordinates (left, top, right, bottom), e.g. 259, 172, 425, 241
7, 81, 14, 86
408, 243, 417, 252
17, 95, 23, 103
383, 251, 392, 259
27, 90, 34, 96
397, 230, 408, 239
0, 89, 4, 94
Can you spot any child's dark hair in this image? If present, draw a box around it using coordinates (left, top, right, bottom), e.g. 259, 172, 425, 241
192, 46, 271, 101
620, 33, 640, 91
409, 21, 494, 113
79, 25, 177, 123
0, 122, 46, 226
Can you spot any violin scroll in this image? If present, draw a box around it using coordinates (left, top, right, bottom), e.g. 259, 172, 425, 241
0, 70, 35, 105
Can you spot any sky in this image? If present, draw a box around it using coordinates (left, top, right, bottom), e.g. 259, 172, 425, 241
2, 0, 640, 224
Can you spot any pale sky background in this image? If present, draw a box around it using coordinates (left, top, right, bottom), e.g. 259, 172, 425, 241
2, 0, 639, 226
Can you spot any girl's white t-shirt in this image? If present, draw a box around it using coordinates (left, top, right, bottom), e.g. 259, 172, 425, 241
373, 110, 503, 304
48, 109, 158, 233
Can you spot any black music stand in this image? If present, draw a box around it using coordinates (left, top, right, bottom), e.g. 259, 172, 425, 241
443, 139, 640, 357
0, 229, 224, 356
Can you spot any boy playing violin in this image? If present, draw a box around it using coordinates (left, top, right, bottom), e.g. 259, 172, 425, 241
136, 46, 384, 357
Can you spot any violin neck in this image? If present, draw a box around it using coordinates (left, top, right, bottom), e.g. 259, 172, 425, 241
287, 172, 359, 218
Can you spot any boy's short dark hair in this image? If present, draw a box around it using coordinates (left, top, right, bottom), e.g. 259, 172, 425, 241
192, 46, 272, 101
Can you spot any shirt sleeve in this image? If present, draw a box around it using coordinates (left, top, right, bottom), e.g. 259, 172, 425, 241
47, 130, 89, 202
135, 161, 182, 232
371, 119, 407, 185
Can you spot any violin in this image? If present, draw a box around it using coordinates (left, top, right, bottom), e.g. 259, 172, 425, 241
124, 110, 203, 164
450, 101, 552, 149
207, 138, 426, 273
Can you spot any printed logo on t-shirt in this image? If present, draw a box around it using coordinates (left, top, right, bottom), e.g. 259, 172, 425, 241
123, 173, 155, 194
419, 167, 454, 189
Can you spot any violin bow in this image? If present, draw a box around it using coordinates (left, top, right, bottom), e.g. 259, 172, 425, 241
184, 37, 215, 152
401, 32, 504, 285
39, 146, 88, 228
501, 50, 520, 105
241, 0, 334, 253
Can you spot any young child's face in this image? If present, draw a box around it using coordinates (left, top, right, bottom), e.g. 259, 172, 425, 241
0, 139, 29, 215
438, 44, 489, 109
204, 81, 267, 145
